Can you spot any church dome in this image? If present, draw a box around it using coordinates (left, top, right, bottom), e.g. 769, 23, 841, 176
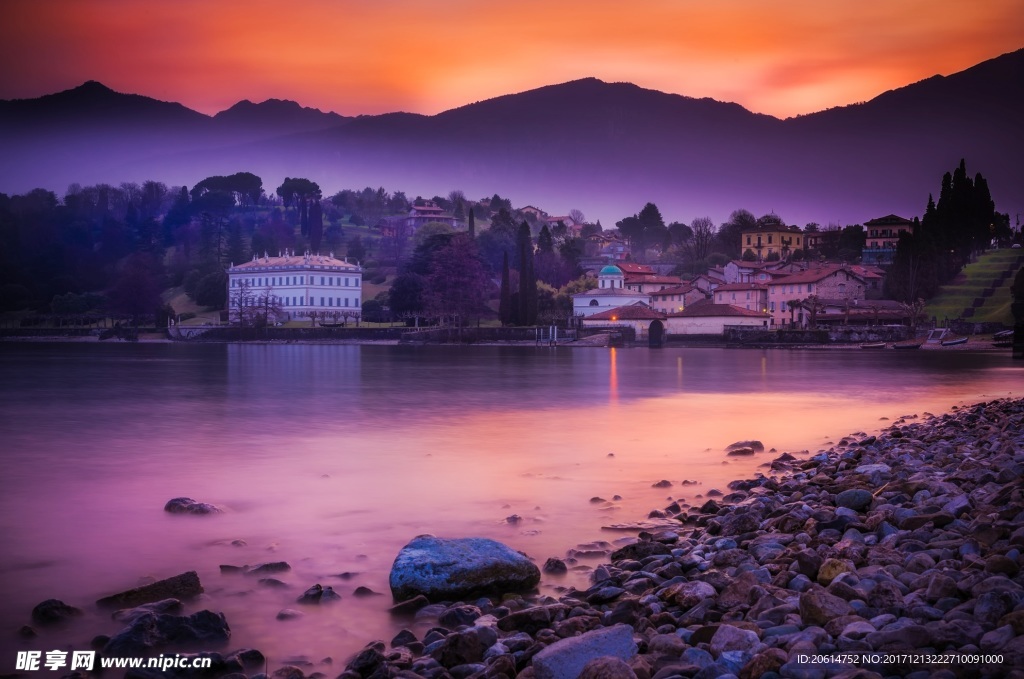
599, 265, 623, 276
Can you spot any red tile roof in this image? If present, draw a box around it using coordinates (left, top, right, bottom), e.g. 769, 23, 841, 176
668, 300, 769, 318
587, 304, 666, 321
769, 266, 865, 286
713, 282, 767, 292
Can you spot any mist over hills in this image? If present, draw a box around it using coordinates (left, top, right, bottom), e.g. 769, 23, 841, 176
1, 48, 1022, 226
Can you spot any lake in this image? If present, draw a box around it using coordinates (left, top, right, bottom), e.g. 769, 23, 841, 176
0, 342, 1020, 670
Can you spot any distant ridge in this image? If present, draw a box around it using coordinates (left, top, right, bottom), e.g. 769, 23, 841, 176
1, 48, 1022, 226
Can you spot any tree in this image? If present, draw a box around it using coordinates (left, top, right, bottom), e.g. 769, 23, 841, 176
425, 233, 492, 334
517, 222, 538, 325
537, 225, 554, 254
568, 208, 586, 226
276, 178, 322, 237
716, 209, 756, 258
109, 253, 163, 327
685, 217, 717, 263
347, 236, 367, 263
468, 209, 475, 238
617, 202, 668, 262
499, 251, 511, 326
388, 273, 426, 322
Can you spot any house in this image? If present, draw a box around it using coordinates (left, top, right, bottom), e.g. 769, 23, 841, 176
519, 205, 548, 220
581, 303, 666, 340
664, 300, 770, 335
723, 260, 777, 284
713, 283, 769, 314
403, 200, 464, 231
649, 284, 709, 314
862, 214, 914, 265
740, 224, 805, 261
585, 233, 630, 261
766, 265, 866, 327
616, 262, 683, 293
690, 273, 723, 294
226, 251, 362, 324
572, 265, 650, 317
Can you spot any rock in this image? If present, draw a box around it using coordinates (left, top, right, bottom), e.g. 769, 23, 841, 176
163, 497, 222, 514
389, 536, 540, 602
799, 588, 854, 627
97, 571, 204, 608
543, 558, 568, 574
276, 609, 303, 621
727, 440, 764, 452
652, 480, 673, 488
247, 562, 291, 575
104, 610, 230, 656
389, 595, 430, 615
532, 625, 637, 679
352, 586, 382, 597
610, 541, 672, 561
296, 584, 341, 604
111, 599, 184, 624
835, 489, 873, 512
662, 580, 716, 608
439, 605, 482, 628
816, 558, 855, 586
709, 624, 761, 656
727, 448, 756, 457
579, 657, 638, 679
31, 599, 83, 625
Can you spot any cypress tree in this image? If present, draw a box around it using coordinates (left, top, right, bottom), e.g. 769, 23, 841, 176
517, 222, 537, 325
468, 209, 475, 238
499, 251, 511, 325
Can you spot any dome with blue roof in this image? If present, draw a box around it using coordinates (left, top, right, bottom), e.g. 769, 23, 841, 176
599, 265, 623, 276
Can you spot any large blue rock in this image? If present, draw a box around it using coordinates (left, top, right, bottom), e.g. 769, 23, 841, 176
389, 536, 540, 603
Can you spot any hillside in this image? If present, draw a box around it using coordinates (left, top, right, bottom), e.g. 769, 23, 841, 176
1, 49, 1022, 226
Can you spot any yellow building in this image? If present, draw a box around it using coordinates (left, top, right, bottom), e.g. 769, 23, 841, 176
741, 225, 805, 261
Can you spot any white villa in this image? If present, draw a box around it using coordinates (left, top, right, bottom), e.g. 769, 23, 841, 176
226, 251, 362, 324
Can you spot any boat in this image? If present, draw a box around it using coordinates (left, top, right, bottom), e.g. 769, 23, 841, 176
318, 322, 344, 328
993, 329, 1013, 341
892, 341, 923, 350
940, 336, 968, 346
860, 342, 886, 349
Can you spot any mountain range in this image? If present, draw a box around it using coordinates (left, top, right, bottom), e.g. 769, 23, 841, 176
1, 48, 1022, 227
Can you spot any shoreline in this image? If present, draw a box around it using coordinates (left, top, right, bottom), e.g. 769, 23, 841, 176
0, 332, 1014, 352
13, 397, 1024, 678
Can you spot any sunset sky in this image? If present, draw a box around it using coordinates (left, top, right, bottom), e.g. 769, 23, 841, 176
1, 0, 1022, 119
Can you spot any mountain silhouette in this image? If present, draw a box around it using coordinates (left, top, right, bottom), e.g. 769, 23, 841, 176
1, 49, 1021, 226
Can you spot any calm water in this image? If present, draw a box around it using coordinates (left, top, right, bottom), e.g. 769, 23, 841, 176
0, 342, 1020, 670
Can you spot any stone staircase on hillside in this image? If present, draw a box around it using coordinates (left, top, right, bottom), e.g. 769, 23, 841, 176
960, 253, 1023, 319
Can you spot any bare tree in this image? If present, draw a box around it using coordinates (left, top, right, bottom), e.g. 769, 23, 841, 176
568, 208, 586, 225
685, 217, 717, 263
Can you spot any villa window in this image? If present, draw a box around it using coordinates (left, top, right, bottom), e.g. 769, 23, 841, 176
589, 299, 599, 306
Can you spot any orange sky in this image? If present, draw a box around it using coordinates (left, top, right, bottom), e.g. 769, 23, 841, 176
1, 0, 1021, 119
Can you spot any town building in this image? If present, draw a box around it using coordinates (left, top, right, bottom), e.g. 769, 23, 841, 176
862, 214, 914, 265
713, 282, 769, 314
665, 300, 770, 335
649, 284, 709, 314
766, 265, 866, 327
572, 264, 650, 317
226, 251, 362, 324
740, 224, 805, 261
403, 200, 464, 231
